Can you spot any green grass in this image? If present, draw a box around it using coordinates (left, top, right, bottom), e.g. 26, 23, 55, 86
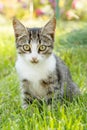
0, 22, 87, 130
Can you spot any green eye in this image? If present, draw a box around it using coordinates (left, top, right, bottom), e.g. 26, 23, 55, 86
39, 45, 46, 51
23, 45, 30, 51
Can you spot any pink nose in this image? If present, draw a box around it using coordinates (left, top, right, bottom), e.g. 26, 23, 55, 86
31, 57, 38, 63
32, 57, 37, 60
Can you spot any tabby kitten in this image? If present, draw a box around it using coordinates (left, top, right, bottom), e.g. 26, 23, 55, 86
13, 17, 80, 109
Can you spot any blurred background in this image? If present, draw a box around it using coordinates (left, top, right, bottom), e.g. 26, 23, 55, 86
0, 0, 87, 21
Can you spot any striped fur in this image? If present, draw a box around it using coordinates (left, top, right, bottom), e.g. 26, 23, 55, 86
13, 17, 80, 109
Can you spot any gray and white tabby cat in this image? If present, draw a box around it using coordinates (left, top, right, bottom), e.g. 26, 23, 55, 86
13, 16, 80, 109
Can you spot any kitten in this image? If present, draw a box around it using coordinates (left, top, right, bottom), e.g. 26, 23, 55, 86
13, 16, 80, 109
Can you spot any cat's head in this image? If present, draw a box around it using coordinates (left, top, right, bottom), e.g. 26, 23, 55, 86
13, 17, 56, 64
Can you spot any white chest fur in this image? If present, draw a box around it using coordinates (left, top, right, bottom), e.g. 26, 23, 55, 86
15, 54, 56, 97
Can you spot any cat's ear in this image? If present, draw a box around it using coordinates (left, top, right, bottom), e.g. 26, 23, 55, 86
13, 18, 28, 39
41, 16, 56, 40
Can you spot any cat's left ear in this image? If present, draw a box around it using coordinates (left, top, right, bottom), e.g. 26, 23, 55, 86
41, 16, 56, 40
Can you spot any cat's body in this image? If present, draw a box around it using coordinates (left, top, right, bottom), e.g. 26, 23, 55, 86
13, 17, 80, 108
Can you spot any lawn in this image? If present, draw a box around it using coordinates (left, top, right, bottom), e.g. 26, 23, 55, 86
0, 21, 87, 130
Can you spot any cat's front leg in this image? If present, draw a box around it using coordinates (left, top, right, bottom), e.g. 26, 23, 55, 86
47, 87, 62, 106
44, 81, 64, 110
20, 79, 33, 109
22, 91, 33, 109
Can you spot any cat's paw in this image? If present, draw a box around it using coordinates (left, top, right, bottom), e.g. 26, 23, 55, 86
22, 103, 28, 109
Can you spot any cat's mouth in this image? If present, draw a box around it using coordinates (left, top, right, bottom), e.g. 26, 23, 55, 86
30, 58, 39, 64
31, 60, 39, 64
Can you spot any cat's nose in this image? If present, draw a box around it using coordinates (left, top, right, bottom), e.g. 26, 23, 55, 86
32, 57, 37, 61
31, 57, 38, 63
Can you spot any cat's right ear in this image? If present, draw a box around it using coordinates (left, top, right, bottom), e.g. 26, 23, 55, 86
41, 16, 56, 40
13, 18, 28, 39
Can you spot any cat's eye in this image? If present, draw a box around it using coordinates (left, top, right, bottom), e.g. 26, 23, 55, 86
39, 45, 46, 51
23, 45, 30, 51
